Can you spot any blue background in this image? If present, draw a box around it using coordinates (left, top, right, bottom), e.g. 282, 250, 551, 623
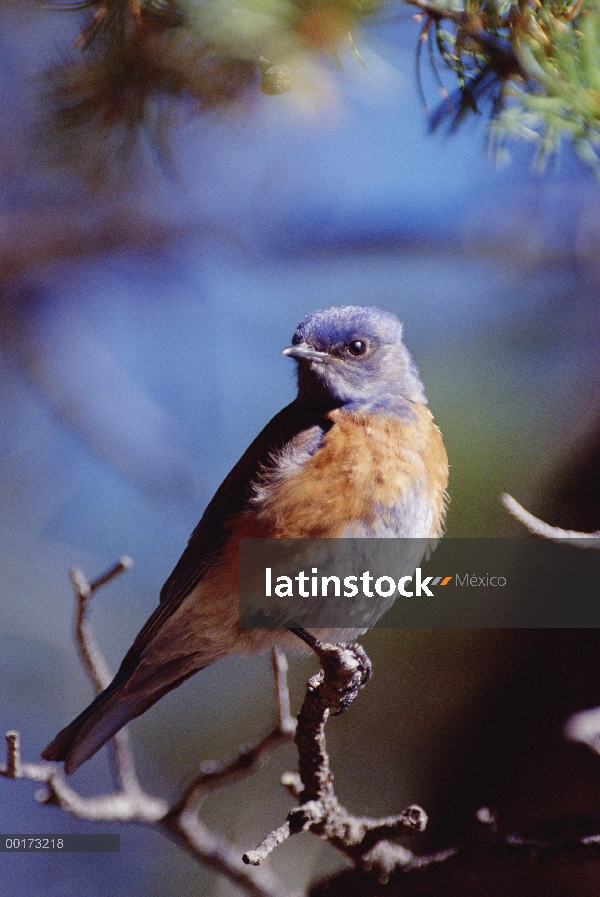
2, 1, 600, 894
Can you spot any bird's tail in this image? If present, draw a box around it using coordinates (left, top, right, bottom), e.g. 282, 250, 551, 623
42, 655, 202, 774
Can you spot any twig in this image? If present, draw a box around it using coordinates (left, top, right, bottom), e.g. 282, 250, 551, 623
166, 727, 296, 821
165, 647, 296, 822
0, 736, 167, 821
70, 556, 143, 797
271, 647, 295, 735
5, 731, 22, 778
503, 493, 600, 768
309, 807, 600, 894
566, 700, 600, 757
502, 493, 600, 545
71, 556, 133, 692
2, 559, 299, 897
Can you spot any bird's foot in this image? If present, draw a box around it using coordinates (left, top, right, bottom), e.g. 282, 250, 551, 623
289, 628, 372, 713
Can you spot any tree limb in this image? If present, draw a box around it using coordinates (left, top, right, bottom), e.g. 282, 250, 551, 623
502, 493, 600, 545
243, 635, 427, 883
1, 560, 298, 897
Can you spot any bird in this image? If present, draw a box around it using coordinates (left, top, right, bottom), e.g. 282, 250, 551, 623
42, 305, 449, 774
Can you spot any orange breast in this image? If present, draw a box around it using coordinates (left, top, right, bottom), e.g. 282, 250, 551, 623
233, 405, 448, 540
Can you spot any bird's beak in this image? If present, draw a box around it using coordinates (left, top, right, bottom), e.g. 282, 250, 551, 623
282, 344, 329, 362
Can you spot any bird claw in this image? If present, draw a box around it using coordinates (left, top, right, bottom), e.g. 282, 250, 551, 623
319, 642, 372, 715
347, 641, 372, 685
288, 628, 372, 712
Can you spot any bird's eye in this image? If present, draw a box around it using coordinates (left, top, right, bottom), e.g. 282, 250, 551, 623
347, 339, 368, 357
291, 333, 301, 345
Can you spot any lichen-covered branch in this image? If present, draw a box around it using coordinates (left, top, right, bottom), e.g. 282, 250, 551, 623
244, 634, 427, 883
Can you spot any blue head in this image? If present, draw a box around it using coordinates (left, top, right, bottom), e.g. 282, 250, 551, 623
283, 306, 427, 412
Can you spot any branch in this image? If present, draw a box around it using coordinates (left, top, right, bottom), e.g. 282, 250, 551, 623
406, 0, 523, 77
244, 634, 427, 883
71, 557, 133, 692
502, 494, 600, 806
0, 730, 167, 822
502, 493, 600, 546
10, 547, 600, 897
244, 541, 600, 891
70, 557, 144, 796
1, 560, 298, 897
308, 806, 600, 896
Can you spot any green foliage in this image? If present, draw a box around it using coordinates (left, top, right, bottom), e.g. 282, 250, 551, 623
420, 0, 600, 170
506, 0, 600, 166
41, 0, 600, 175
43, 0, 387, 177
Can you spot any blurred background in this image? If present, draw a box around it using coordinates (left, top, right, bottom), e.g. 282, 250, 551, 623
2, 0, 600, 894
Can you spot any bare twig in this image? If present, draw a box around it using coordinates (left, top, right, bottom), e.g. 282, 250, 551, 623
271, 647, 295, 735
165, 647, 296, 822
566, 705, 600, 755
309, 805, 600, 895
0, 737, 167, 821
70, 556, 143, 798
503, 493, 600, 772
5, 731, 22, 779
1, 559, 299, 897
502, 493, 600, 545
166, 727, 296, 821
71, 556, 133, 692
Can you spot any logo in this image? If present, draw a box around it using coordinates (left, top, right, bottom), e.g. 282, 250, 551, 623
396, 570, 453, 597
264, 567, 454, 599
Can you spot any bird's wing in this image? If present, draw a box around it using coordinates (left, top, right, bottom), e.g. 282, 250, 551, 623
113, 400, 325, 677
41, 401, 326, 772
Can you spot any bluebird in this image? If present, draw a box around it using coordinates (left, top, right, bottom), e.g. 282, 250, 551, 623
43, 305, 448, 773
